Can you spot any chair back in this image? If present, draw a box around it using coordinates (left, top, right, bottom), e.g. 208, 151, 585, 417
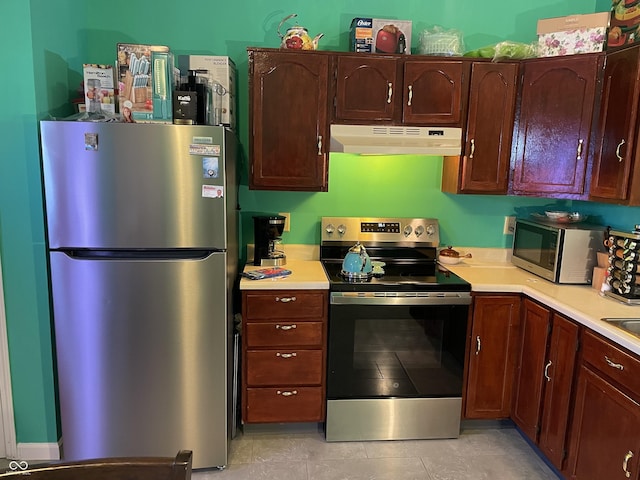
1, 450, 193, 480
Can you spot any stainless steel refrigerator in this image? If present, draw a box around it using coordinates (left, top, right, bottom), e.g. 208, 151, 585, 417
40, 121, 238, 469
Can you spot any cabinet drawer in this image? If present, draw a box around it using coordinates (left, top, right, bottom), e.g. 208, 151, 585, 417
243, 290, 326, 321
246, 350, 323, 386
245, 387, 324, 423
245, 322, 323, 347
582, 329, 640, 397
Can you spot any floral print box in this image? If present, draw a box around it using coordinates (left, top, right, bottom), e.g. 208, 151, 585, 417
537, 12, 610, 57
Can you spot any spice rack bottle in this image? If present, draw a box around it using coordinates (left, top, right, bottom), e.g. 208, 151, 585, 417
606, 228, 640, 304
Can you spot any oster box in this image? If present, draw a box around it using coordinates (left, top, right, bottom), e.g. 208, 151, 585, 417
350, 18, 412, 54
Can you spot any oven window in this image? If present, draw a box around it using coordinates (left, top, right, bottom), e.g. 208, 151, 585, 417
327, 303, 468, 399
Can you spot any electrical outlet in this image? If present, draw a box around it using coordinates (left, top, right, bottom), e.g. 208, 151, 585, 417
279, 212, 290, 232
503, 216, 516, 235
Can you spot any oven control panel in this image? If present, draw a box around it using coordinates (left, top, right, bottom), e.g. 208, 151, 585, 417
321, 217, 439, 245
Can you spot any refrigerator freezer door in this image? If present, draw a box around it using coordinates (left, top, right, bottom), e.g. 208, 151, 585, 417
49, 251, 231, 468
40, 122, 233, 250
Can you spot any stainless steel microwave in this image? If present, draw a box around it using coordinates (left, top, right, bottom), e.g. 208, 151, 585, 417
511, 218, 604, 284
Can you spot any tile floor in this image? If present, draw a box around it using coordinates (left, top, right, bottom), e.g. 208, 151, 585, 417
195, 423, 562, 480
0, 424, 562, 479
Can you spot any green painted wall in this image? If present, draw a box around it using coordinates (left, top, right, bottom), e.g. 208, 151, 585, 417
4, 0, 639, 445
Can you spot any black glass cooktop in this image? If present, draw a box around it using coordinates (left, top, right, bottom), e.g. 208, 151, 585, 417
320, 243, 471, 293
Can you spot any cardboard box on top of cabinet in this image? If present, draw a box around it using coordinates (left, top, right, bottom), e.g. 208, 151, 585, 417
116, 43, 172, 122
83, 64, 116, 115
608, 0, 640, 48
177, 55, 237, 130
350, 18, 412, 54
537, 12, 609, 57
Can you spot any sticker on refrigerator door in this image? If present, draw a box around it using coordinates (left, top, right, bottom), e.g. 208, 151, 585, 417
202, 185, 223, 198
189, 143, 220, 156
203, 157, 219, 178
84, 133, 98, 150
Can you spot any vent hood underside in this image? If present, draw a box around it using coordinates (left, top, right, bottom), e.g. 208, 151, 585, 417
329, 124, 462, 155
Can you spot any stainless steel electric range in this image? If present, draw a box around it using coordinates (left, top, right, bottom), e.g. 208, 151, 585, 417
320, 217, 472, 442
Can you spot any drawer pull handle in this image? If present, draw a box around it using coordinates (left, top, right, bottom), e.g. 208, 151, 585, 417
605, 355, 624, 371
276, 296, 297, 303
276, 324, 297, 331
475, 336, 481, 355
544, 360, 552, 382
623, 450, 633, 478
277, 390, 298, 397
276, 352, 297, 359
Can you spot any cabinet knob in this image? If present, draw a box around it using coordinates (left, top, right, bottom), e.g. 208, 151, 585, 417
475, 335, 481, 355
576, 139, 584, 160
317, 135, 323, 155
469, 139, 475, 159
387, 82, 393, 104
407, 85, 413, 106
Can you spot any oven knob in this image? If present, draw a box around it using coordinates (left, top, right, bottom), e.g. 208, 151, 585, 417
337, 224, 346, 236
403, 225, 413, 237
325, 224, 335, 235
415, 225, 425, 237
426, 224, 436, 236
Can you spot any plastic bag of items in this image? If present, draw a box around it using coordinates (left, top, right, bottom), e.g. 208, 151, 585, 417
417, 26, 465, 56
464, 41, 538, 61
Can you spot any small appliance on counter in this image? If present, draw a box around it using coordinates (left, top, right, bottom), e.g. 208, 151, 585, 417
511, 217, 604, 284
604, 227, 640, 305
253, 214, 287, 266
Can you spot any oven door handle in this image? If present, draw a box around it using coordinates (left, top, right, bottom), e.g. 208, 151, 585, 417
330, 293, 472, 306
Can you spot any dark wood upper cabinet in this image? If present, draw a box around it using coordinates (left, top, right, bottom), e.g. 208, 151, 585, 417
248, 48, 330, 191
442, 61, 518, 194
334, 55, 401, 122
334, 55, 469, 126
590, 45, 640, 204
511, 54, 603, 197
402, 59, 469, 125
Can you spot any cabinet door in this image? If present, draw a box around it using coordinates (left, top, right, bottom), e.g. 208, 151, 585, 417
460, 62, 518, 193
512, 55, 601, 196
539, 313, 579, 470
566, 365, 640, 480
248, 49, 329, 191
464, 295, 521, 419
334, 55, 400, 122
511, 298, 552, 441
402, 60, 468, 125
590, 46, 640, 202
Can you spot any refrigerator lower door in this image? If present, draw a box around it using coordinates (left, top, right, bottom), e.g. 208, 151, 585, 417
50, 251, 230, 469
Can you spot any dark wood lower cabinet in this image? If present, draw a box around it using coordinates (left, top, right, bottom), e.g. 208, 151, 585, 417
539, 314, 579, 470
511, 298, 552, 440
464, 295, 521, 418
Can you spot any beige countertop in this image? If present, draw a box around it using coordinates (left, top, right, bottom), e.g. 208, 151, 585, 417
443, 259, 640, 356
239, 259, 329, 290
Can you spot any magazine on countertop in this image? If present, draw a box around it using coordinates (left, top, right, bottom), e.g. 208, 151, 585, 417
241, 267, 292, 280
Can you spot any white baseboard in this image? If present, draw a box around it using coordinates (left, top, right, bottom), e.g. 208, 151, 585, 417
15, 441, 60, 461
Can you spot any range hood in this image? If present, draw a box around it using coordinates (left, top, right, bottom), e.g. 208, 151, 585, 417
329, 124, 462, 155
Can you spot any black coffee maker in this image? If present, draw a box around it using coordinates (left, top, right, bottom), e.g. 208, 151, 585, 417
253, 215, 287, 266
